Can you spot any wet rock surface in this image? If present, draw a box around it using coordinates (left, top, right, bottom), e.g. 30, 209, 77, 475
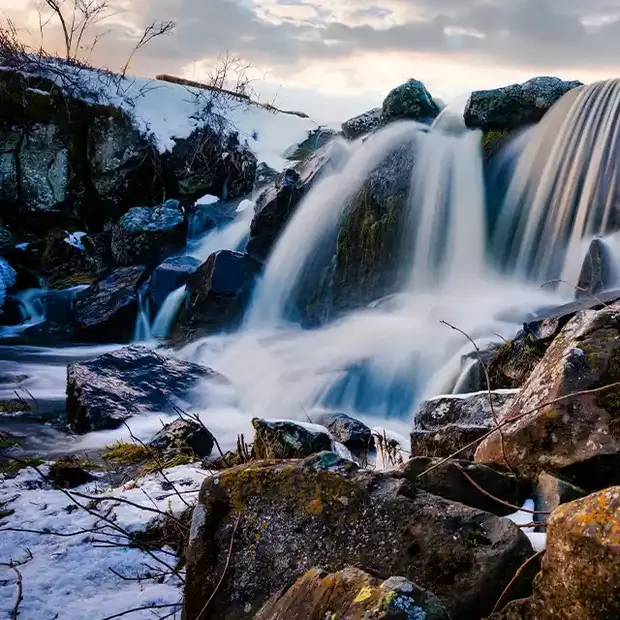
254, 566, 451, 620
475, 303, 620, 482
149, 419, 214, 459
252, 419, 333, 459
148, 255, 201, 310
66, 345, 221, 432
312, 412, 372, 452
576, 237, 617, 299
342, 108, 383, 140
183, 453, 533, 620
382, 79, 440, 124
465, 77, 583, 131
73, 265, 148, 342
490, 487, 620, 620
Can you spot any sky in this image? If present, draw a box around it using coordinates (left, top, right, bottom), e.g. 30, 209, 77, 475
2, 0, 620, 124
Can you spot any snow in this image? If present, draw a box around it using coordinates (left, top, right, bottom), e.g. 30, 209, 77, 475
0, 462, 208, 619
15, 242, 30, 251
64, 230, 86, 251
371, 426, 411, 470
195, 194, 220, 207
505, 499, 547, 552
31, 61, 316, 169
235, 199, 254, 213
0, 257, 16, 314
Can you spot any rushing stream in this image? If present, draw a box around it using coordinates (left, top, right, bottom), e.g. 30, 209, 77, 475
4, 80, 620, 457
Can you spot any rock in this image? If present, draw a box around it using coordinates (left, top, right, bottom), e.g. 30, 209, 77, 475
148, 256, 201, 310
149, 419, 214, 458
411, 391, 518, 459
490, 487, 620, 620
254, 566, 450, 620
342, 108, 383, 140
382, 79, 440, 124
111, 199, 186, 267
0, 225, 13, 254
465, 77, 583, 131
402, 457, 525, 517
73, 265, 148, 341
475, 303, 620, 483
312, 412, 372, 452
254, 162, 278, 188
0, 258, 17, 315
183, 454, 533, 619
252, 419, 333, 459
87, 111, 162, 226
576, 237, 617, 299
534, 472, 587, 518
171, 250, 261, 343
81, 231, 113, 274
168, 128, 256, 200
246, 152, 330, 262
0, 129, 20, 207
48, 457, 96, 488
66, 345, 222, 433
285, 127, 340, 162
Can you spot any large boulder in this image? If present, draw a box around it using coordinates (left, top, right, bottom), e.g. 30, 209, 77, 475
576, 237, 617, 300
382, 79, 440, 124
341, 108, 383, 140
183, 453, 533, 620
149, 419, 214, 459
111, 199, 186, 267
475, 303, 620, 485
246, 152, 330, 263
255, 566, 450, 620
148, 255, 201, 310
0, 224, 14, 254
490, 487, 620, 620
411, 390, 518, 459
73, 265, 148, 341
312, 412, 372, 452
172, 250, 261, 343
66, 345, 222, 433
252, 418, 333, 459
465, 77, 583, 131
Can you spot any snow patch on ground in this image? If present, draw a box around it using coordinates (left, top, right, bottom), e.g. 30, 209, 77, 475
505, 499, 547, 552
0, 462, 208, 619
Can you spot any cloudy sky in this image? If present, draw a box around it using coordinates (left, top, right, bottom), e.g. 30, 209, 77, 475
3, 0, 620, 124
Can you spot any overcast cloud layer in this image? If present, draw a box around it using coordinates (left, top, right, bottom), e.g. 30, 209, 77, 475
4, 0, 620, 121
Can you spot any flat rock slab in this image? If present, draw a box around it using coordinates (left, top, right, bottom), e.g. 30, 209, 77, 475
66, 345, 224, 433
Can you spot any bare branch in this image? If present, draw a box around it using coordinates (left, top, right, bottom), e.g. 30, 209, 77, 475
100, 602, 181, 620
492, 550, 545, 614
121, 20, 175, 77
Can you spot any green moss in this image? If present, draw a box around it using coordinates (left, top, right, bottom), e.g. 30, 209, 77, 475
0, 399, 31, 414
0, 457, 44, 476
139, 452, 195, 476
481, 129, 514, 161
102, 441, 149, 464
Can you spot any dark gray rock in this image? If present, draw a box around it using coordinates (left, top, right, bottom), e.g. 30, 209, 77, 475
0, 225, 13, 254
66, 345, 222, 433
534, 472, 587, 521
402, 457, 526, 517
149, 419, 214, 458
187, 197, 241, 239
0, 129, 21, 206
341, 107, 383, 140
73, 265, 148, 342
576, 237, 617, 299
111, 199, 186, 267
183, 455, 533, 620
172, 250, 261, 343
313, 412, 372, 452
48, 456, 96, 488
465, 77, 584, 131
382, 79, 440, 123
252, 418, 332, 459
254, 162, 278, 188
247, 152, 331, 262
411, 391, 518, 459
148, 256, 201, 310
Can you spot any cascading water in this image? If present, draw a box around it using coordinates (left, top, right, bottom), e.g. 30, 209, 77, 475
151, 285, 187, 339
495, 79, 620, 288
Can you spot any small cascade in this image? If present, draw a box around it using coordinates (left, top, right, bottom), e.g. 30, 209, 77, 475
151, 285, 187, 339
247, 121, 422, 328
132, 292, 151, 343
495, 79, 620, 289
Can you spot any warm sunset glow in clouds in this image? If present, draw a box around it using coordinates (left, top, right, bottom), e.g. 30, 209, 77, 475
2, 0, 620, 123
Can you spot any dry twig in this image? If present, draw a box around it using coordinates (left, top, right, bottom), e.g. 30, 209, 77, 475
492, 550, 545, 614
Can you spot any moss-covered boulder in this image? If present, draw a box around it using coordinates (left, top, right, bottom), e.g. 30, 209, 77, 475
490, 487, 620, 619
475, 303, 620, 484
382, 79, 440, 124
465, 77, 583, 131
183, 453, 533, 619
255, 566, 450, 620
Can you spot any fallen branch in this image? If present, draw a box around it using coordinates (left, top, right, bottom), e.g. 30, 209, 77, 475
492, 550, 545, 614
196, 514, 242, 620
453, 463, 549, 515
100, 602, 181, 620
0, 562, 24, 620
440, 320, 511, 470
417, 382, 620, 478
541, 279, 611, 308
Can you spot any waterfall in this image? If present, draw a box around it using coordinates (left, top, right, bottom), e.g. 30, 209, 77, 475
132, 292, 151, 343
246, 121, 422, 328
495, 79, 620, 290
151, 285, 187, 339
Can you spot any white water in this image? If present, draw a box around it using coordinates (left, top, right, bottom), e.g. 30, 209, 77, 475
151, 285, 187, 339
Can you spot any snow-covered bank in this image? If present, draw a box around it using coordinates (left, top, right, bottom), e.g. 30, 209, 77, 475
0, 462, 207, 619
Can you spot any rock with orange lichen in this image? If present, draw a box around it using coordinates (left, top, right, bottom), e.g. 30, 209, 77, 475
475, 304, 620, 484
489, 486, 620, 620
182, 452, 532, 620
254, 566, 450, 620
